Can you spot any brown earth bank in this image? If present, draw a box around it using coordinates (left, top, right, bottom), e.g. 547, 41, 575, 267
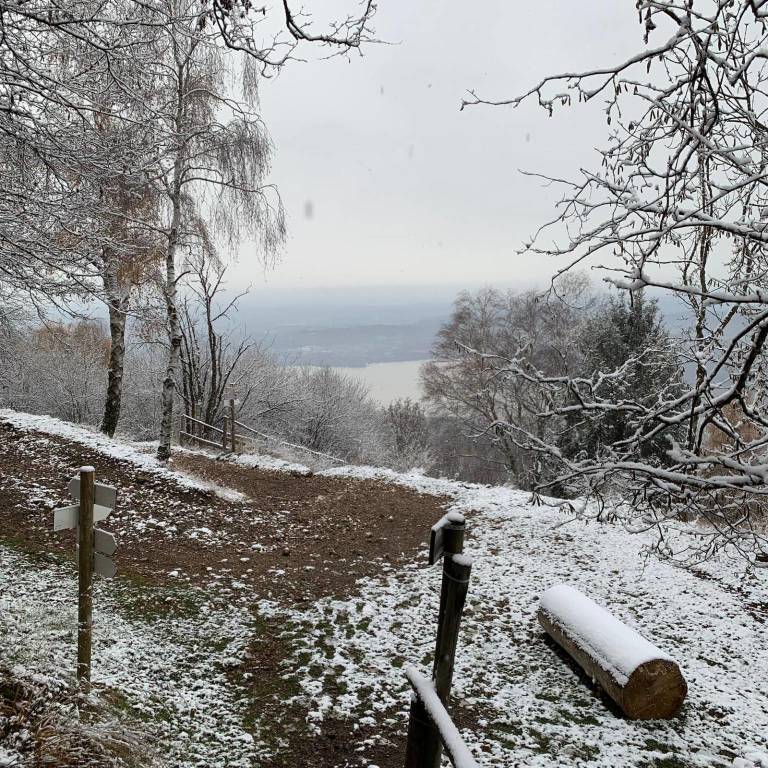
0, 419, 455, 768
0, 420, 450, 602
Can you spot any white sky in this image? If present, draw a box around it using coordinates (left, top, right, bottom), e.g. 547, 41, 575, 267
233, 1, 642, 291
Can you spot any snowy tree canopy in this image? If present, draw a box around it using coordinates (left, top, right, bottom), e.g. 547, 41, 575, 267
462, 0, 768, 565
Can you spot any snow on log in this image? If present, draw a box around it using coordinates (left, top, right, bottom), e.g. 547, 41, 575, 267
538, 584, 687, 720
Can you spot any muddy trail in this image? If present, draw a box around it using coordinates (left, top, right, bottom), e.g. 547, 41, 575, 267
0, 419, 453, 767
0, 421, 449, 602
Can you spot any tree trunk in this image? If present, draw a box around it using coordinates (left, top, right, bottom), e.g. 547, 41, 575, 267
100, 257, 128, 438
157, 177, 183, 463
157, 237, 181, 461
101, 298, 127, 437
157, 65, 187, 464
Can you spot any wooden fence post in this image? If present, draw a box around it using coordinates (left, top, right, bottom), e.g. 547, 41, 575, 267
406, 515, 470, 768
405, 695, 432, 768
229, 398, 236, 452
77, 466, 95, 689
222, 412, 228, 450
425, 530, 470, 767
432, 553, 472, 702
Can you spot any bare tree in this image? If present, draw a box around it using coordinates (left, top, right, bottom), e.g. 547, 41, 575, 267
463, 1, 768, 563
178, 255, 254, 434
23, 321, 109, 424
1, 0, 375, 448
133, 0, 285, 462
422, 276, 591, 488
383, 397, 433, 472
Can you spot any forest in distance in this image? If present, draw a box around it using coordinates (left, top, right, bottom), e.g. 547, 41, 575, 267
1, 272, 685, 490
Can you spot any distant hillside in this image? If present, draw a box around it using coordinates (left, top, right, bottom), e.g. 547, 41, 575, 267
237, 286, 458, 366
254, 317, 444, 367
231, 285, 693, 368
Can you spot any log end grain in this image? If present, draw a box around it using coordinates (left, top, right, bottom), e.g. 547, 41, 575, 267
623, 658, 687, 720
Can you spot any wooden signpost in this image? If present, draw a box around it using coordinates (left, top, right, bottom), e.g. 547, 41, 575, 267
52, 467, 118, 688
406, 511, 472, 768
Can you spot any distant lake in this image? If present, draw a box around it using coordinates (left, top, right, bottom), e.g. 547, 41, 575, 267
336, 360, 427, 404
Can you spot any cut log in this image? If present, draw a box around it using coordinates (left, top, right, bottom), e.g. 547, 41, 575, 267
538, 584, 687, 720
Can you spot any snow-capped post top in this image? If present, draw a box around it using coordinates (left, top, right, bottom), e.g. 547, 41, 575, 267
429, 511, 466, 565
538, 584, 687, 720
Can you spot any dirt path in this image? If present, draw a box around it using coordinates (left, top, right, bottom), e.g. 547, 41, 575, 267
0, 419, 451, 767
0, 421, 448, 603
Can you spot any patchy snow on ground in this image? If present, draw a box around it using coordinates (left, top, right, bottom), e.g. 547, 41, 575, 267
0, 547, 263, 768
264, 470, 768, 768
230, 451, 312, 476
0, 410, 245, 501
3, 416, 768, 767
174, 442, 313, 475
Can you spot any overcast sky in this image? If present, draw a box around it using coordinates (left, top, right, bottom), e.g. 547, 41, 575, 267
233, 1, 643, 294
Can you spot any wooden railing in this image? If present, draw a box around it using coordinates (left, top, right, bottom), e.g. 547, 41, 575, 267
233, 419, 346, 464
178, 406, 346, 466
406, 667, 479, 768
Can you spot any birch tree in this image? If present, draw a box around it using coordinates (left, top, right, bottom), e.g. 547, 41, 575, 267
118, 0, 285, 462
463, 0, 768, 564
1, 0, 375, 446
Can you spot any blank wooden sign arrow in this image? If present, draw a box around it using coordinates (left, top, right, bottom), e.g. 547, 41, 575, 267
68, 476, 117, 510
54, 505, 79, 532
93, 528, 117, 557
94, 552, 116, 579
53, 504, 112, 531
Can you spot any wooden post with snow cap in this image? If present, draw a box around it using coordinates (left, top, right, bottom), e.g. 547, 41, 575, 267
406, 511, 472, 768
52, 467, 117, 692
538, 584, 687, 720
77, 466, 95, 689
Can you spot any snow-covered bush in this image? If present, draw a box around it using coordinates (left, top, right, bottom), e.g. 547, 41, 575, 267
1, 320, 108, 425
246, 365, 387, 464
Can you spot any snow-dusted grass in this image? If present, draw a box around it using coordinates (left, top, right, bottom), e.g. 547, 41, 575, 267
263, 470, 768, 768
0, 546, 263, 768
229, 450, 312, 476
3, 412, 768, 766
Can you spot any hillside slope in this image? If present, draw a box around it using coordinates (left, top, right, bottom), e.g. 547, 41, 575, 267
0, 410, 766, 768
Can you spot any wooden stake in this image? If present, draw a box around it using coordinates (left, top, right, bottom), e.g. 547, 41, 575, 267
229, 398, 236, 452
433, 516, 466, 697
405, 516, 470, 768
423, 552, 471, 768
404, 696, 432, 768
432, 554, 471, 700
77, 466, 94, 689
